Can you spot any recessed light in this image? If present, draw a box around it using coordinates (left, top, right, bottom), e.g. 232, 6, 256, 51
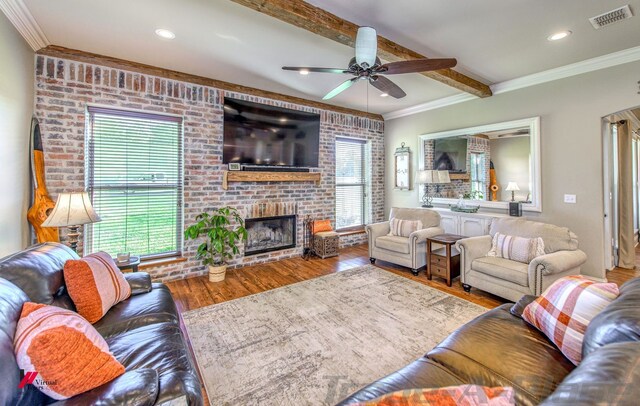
279, 117, 288, 123
547, 30, 571, 41
299, 69, 310, 75
380, 93, 389, 97
155, 29, 176, 40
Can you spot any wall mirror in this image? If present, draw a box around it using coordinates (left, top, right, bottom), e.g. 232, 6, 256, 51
418, 117, 541, 212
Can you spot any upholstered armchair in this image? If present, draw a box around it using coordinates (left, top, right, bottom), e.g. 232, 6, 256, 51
456, 217, 588, 302
366, 207, 444, 275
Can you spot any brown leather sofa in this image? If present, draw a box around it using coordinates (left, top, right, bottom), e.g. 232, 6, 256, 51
0, 243, 203, 405
338, 278, 640, 405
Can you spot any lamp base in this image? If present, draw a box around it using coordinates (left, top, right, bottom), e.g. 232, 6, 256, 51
421, 204, 433, 208
66, 225, 80, 253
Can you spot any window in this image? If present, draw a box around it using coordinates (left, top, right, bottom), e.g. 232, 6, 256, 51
335, 138, 367, 230
85, 106, 183, 259
470, 152, 486, 198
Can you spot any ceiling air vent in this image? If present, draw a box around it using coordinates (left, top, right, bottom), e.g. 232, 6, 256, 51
589, 5, 633, 29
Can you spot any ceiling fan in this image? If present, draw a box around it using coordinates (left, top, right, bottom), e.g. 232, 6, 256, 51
282, 27, 457, 100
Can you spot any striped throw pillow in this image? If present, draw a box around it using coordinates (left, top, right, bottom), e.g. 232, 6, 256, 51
522, 276, 619, 365
13, 302, 125, 400
388, 218, 423, 237
353, 385, 515, 405
487, 232, 545, 264
63, 252, 131, 323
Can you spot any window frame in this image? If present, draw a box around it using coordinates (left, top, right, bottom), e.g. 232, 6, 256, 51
84, 105, 184, 260
469, 152, 486, 196
335, 137, 368, 232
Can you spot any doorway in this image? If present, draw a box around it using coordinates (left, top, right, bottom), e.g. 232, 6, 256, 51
602, 105, 640, 272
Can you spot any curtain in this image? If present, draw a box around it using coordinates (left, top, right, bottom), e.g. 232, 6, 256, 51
617, 120, 636, 269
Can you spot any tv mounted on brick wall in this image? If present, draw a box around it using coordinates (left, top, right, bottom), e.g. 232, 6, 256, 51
223, 97, 320, 168
433, 138, 467, 173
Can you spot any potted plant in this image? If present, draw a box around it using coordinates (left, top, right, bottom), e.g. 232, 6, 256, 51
184, 206, 247, 282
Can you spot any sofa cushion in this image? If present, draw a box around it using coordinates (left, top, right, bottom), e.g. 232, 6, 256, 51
64, 252, 132, 323
540, 342, 640, 405
93, 283, 180, 339
0, 242, 78, 304
389, 207, 440, 229
375, 235, 410, 254
351, 385, 515, 406
582, 277, 640, 358
388, 218, 422, 237
472, 257, 529, 287
106, 322, 203, 405
14, 302, 125, 400
336, 357, 465, 405
522, 276, 619, 365
489, 218, 578, 254
0, 278, 47, 406
49, 368, 159, 406
488, 233, 545, 264
426, 304, 574, 406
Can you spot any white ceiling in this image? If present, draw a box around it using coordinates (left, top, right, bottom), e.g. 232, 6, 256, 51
22, 0, 640, 115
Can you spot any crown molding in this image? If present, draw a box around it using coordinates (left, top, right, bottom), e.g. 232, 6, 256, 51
383, 93, 477, 120
384, 45, 640, 121
0, 0, 48, 51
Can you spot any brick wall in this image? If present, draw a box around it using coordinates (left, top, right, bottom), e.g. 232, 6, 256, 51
34, 55, 384, 281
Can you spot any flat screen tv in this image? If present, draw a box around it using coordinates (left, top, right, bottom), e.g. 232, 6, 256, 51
223, 97, 320, 168
433, 138, 467, 173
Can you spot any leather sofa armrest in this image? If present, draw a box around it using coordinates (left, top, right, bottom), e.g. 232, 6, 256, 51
365, 221, 391, 239
124, 272, 153, 296
529, 250, 588, 276
410, 227, 444, 244
455, 235, 493, 283
49, 369, 159, 406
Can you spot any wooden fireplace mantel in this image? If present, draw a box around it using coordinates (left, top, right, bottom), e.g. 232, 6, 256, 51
222, 171, 321, 190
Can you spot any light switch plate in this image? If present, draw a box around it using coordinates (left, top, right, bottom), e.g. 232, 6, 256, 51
564, 194, 577, 204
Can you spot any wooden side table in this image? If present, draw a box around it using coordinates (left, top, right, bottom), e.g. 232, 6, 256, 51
426, 234, 465, 286
115, 256, 141, 273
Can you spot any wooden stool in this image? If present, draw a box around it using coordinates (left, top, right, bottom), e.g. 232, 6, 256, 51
313, 231, 339, 259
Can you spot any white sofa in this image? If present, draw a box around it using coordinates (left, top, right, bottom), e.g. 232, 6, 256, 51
366, 207, 444, 275
456, 217, 588, 302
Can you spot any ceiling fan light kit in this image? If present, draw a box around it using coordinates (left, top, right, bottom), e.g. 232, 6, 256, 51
283, 26, 457, 100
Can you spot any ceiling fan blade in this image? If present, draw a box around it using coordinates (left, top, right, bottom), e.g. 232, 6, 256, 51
369, 76, 406, 99
282, 67, 350, 74
380, 58, 457, 75
323, 78, 358, 100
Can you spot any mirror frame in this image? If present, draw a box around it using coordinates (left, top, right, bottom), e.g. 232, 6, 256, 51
418, 116, 541, 212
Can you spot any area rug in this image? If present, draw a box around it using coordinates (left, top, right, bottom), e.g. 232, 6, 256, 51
182, 265, 487, 406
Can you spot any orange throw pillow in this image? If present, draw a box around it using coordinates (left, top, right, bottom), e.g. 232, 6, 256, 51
64, 252, 131, 323
13, 302, 125, 400
312, 220, 333, 234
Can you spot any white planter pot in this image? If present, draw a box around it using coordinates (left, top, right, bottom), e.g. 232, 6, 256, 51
208, 264, 227, 282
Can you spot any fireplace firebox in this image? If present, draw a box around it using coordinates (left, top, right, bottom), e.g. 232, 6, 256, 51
244, 215, 296, 256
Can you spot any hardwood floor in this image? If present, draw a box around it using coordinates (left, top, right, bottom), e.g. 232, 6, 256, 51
166, 243, 508, 314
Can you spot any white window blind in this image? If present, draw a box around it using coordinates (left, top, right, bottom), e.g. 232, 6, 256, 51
85, 106, 183, 258
335, 138, 367, 230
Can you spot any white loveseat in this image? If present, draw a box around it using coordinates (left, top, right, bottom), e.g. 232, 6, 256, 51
366, 207, 444, 275
456, 217, 588, 301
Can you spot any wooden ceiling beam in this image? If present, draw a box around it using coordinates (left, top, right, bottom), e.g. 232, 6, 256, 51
229, 0, 492, 98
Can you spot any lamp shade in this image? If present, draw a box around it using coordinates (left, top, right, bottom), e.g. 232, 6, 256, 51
42, 192, 101, 227
436, 170, 451, 184
355, 27, 377, 67
505, 182, 520, 192
415, 170, 437, 184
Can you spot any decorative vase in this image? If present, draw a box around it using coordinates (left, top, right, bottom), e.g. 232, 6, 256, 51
208, 264, 227, 282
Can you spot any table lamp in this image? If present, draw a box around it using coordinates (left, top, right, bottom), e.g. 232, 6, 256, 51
416, 170, 450, 208
435, 170, 451, 197
42, 192, 101, 253
505, 182, 520, 202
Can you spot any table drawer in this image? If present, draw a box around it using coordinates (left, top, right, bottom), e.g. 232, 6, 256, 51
430, 255, 448, 267
430, 264, 448, 278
